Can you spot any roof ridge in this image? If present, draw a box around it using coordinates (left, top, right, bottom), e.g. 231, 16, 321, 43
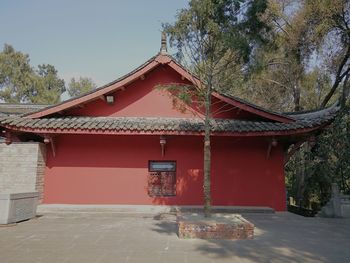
0, 103, 50, 106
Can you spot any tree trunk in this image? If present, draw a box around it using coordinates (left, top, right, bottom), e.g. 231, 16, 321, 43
295, 145, 306, 207
341, 73, 350, 108
321, 46, 350, 108
293, 80, 302, 111
203, 122, 211, 217
203, 84, 212, 217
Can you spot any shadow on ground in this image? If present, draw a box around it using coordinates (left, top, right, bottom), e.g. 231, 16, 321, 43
151, 213, 178, 236
150, 212, 350, 263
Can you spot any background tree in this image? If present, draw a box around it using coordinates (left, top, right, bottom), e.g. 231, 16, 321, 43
0, 44, 65, 104
0, 44, 36, 103
304, 0, 350, 108
165, 0, 269, 216
31, 64, 66, 104
287, 0, 349, 208
67, 77, 96, 98
241, 0, 350, 209
233, 0, 333, 112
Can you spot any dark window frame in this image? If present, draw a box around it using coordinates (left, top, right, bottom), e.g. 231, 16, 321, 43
148, 160, 177, 197
148, 160, 177, 172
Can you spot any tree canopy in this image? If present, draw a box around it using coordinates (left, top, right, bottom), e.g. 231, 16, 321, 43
67, 77, 96, 98
235, 0, 349, 112
0, 44, 65, 104
0, 44, 98, 103
0, 44, 37, 103
234, 0, 350, 209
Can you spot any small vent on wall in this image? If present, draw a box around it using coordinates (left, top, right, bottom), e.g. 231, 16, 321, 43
106, 95, 114, 105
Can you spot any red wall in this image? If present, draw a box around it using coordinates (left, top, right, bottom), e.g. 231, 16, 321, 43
43, 134, 286, 211
67, 65, 264, 120
67, 66, 200, 118
44, 63, 287, 211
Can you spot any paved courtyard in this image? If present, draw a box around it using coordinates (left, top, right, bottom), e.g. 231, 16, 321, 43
0, 211, 350, 263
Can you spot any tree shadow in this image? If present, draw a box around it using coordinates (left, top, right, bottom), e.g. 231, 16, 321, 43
150, 211, 350, 262
151, 212, 178, 236
196, 213, 350, 262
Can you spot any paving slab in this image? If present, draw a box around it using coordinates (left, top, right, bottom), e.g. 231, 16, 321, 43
0, 212, 349, 263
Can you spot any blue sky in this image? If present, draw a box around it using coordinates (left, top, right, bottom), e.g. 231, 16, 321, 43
0, 0, 188, 87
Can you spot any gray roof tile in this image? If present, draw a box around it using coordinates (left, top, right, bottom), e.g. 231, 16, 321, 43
0, 103, 50, 115
0, 103, 339, 134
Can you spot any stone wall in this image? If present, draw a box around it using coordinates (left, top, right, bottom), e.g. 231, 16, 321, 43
0, 142, 46, 202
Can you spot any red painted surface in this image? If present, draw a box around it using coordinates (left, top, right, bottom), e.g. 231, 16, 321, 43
67, 66, 200, 118
36, 55, 287, 211
1, 51, 331, 211
66, 65, 273, 121
28, 53, 293, 123
43, 135, 286, 211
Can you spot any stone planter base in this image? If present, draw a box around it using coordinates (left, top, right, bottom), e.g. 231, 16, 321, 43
0, 192, 39, 225
178, 213, 254, 239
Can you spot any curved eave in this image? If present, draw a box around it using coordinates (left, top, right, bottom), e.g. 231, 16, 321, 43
0, 103, 339, 138
0, 122, 332, 137
213, 93, 294, 123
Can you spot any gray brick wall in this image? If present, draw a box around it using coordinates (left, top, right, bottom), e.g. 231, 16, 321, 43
0, 142, 46, 202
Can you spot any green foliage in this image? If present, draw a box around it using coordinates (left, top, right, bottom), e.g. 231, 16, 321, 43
300, 69, 333, 109
234, 0, 349, 112
286, 110, 350, 208
67, 77, 96, 98
31, 64, 66, 104
232, 0, 350, 212
303, 0, 350, 107
233, 0, 313, 111
164, 0, 269, 102
0, 44, 65, 104
0, 44, 36, 103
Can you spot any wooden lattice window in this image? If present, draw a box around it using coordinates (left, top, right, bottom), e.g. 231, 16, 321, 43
148, 161, 176, 197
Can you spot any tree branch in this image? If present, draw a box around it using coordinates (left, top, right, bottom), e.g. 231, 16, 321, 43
257, 77, 289, 89
321, 45, 350, 108
341, 72, 350, 108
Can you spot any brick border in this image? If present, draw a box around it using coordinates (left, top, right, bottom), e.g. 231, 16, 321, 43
178, 214, 254, 239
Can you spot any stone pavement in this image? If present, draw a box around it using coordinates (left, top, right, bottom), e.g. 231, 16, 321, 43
0, 211, 349, 263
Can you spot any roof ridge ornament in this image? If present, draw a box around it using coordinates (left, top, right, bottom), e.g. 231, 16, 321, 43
160, 31, 167, 55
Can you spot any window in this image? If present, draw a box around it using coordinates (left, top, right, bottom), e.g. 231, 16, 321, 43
148, 161, 176, 197
149, 161, 176, 172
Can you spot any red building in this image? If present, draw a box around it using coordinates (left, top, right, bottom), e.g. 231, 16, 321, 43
0, 40, 338, 211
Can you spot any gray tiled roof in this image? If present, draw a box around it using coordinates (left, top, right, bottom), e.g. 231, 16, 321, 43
0, 104, 50, 115
0, 104, 339, 134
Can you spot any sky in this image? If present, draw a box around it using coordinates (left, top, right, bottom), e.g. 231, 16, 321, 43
0, 0, 188, 88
